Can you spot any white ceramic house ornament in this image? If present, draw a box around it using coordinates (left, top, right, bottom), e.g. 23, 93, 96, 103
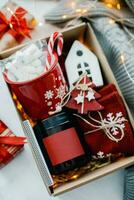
65, 40, 104, 87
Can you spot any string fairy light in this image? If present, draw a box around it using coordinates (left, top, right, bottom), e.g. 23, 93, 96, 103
76, 8, 82, 13
109, 19, 115, 24
106, 3, 113, 8
82, 9, 88, 14
102, 0, 122, 9
60, 0, 123, 23
38, 22, 43, 27
70, 1, 76, 9
33, 0, 46, 27
60, 0, 99, 21
71, 174, 79, 179
62, 15, 67, 19
117, 3, 121, 10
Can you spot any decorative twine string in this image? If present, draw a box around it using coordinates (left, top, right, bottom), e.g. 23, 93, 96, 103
81, 75, 86, 114
74, 112, 126, 143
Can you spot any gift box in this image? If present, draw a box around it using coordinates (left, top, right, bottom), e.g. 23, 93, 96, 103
0, 1, 60, 59
0, 1, 37, 52
0, 23, 134, 195
0, 120, 25, 168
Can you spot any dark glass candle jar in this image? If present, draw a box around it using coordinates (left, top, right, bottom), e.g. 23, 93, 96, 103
35, 112, 89, 175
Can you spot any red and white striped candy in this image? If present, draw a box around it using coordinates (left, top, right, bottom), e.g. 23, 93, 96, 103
46, 32, 63, 70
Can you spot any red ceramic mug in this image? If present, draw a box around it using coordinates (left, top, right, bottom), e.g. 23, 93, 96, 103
4, 53, 67, 120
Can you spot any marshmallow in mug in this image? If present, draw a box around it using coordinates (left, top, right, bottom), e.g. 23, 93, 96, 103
6, 44, 47, 82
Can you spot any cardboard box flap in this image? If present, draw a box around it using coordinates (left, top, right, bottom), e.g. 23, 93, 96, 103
23, 120, 53, 195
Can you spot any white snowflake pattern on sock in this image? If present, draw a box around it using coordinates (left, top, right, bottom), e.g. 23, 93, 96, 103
97, 151, 105, 159
103, 112, 126, 136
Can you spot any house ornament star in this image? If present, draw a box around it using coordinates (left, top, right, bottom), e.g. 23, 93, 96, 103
86, 89, 95, 101
74, 94, 84, 104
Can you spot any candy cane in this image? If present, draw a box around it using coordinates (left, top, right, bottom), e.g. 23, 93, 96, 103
46, 32, 63, 70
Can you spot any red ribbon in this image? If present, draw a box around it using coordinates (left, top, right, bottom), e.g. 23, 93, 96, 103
0, 135, 26, 164
0, 7, 32, 42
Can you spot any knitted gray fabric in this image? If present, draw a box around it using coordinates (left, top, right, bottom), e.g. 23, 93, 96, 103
125, 0, 134, 13
124, 165, 134, 200
45, 1, 134, 27
84, 16, 134, 116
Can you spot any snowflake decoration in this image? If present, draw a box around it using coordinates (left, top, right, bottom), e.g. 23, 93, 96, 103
56, 85, 66, 99
103, 112, 126, 136
44, 90, 54, 100
75, 94, 84, 104
97, 151, 105, 159
92, 152, 112, 159
55, 102, 62, 110
86, 89, 95, 102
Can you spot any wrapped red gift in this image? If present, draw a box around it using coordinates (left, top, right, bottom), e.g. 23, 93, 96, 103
0, 1, 37, 51
0, 120, 26, 168
75, 85, 134, 159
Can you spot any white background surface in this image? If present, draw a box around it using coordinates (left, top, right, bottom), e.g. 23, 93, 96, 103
0, 1, 124, 200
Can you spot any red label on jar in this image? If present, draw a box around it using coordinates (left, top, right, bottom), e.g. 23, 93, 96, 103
43, 128, 85, 166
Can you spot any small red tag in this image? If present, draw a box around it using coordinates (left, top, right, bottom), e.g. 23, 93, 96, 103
43, 128, 85, 166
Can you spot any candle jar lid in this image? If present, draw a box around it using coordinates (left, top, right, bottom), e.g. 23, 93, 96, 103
41, 112, 70, 130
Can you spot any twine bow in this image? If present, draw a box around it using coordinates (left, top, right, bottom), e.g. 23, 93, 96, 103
0, 7, 32, 42
75, 75, 94, 114
74, 111, 127, 143
0, 135, 26, 163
